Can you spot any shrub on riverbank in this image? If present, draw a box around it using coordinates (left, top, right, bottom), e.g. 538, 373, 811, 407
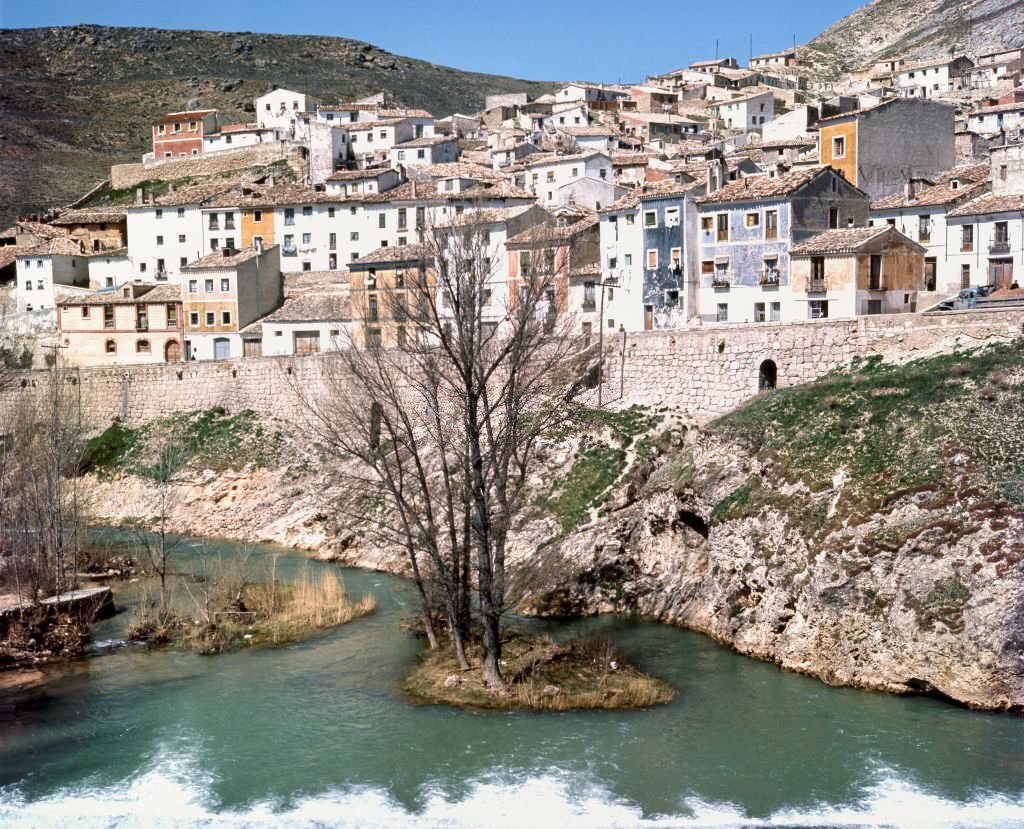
130, 568, 375, 654
405, 633, 674, 711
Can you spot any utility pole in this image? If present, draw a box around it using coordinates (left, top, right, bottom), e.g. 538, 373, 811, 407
42, 342, 67, 370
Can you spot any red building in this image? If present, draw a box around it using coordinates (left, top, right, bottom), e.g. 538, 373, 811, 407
151, 110, 219, 160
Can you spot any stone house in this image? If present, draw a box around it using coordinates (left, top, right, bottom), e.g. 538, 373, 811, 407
180, 244, 282, 361
58, 282, 184, 366
258, 287, 352, 357
49, 209, 127, 253
599, 180, 706, 332
869, 164, 990, 295
818, 98, 955, 201
694, 166, 870, 324
789, 226, 925, 319
347, 243, 434, 349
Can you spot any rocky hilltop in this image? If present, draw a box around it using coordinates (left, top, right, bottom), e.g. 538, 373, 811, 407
80, 341, 1024, 712
805, 0, 1024, 79
0, 24, 554, 226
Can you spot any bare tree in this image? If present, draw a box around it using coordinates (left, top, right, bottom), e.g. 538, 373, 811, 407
0, 367, 84, 604
298, 209, 588, 690
128, 442, 188, 613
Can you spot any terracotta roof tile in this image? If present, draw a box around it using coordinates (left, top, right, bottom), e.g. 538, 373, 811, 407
348, 243, 431, 267
181, 245, 273, 270
948, 192, 1024, 218
789, 226, 892, 255
695, 167, 826, 205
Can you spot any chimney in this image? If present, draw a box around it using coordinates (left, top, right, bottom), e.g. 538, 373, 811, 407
222, 246, 235, 257
905, 178, 916, 200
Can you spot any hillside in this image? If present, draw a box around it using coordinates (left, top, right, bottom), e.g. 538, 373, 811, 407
0, 24, 554, 226
805, 0, 1024, 79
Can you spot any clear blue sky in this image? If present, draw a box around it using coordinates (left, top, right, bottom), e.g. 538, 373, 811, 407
0, 0, 864, 82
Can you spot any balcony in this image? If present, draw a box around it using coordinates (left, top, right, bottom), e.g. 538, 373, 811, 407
224, 220, 235, 230
808, 277, 826, 292
135, 320, 149, 332
208, 221, 219, 231
582, 299, 596, 311
711, 275, 731, 289
990, 240, 1011, 256
759, 269, 780, 287
282, 244, 297, 257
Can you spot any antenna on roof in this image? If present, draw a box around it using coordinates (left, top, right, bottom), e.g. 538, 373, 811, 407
749, 34, 753, 66
715, 39, 719, 60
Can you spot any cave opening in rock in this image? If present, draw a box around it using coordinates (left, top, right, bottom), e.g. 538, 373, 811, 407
676, 509, 709, 539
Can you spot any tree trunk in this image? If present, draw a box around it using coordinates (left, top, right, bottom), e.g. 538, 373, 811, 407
479, 608, 505, 691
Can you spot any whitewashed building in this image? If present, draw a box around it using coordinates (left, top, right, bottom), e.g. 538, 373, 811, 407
524, 152, 613, 205
256, 88, 320, 131
15, 239, 90, 312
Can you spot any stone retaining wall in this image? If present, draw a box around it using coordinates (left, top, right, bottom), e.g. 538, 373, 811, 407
1, 310, 1022, 430
110, 144, 304, 189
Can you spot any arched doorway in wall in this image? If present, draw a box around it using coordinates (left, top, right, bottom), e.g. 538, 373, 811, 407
758, 359, 777, 392
165, 340, 182, 363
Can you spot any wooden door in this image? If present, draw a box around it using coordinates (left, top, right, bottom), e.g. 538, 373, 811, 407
644, 305, 654, 331
991, 260, 1014, 289
164, 340, 181, 363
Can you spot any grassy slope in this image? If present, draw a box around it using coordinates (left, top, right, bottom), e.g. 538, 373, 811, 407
0, 24, 556, 225
707, 340, 1024, 540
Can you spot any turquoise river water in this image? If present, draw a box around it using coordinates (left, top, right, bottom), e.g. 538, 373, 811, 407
1, 537, 1023, 828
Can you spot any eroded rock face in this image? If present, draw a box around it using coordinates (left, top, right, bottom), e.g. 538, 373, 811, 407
513, 432, 1024, 713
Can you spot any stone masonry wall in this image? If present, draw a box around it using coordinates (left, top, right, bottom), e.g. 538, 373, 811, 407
1, 309, 1022, 431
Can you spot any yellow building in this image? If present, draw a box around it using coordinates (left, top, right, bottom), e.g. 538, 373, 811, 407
347, 244, 434, 348
58, 282, 184, 366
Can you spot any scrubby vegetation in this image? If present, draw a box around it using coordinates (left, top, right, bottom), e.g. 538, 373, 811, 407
81, 407, 286, 478
405, 633, 674, 711
707, 341, 1024, 538
129, 564, 375, 654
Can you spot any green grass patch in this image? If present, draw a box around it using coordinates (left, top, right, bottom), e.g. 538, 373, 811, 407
536, 441, 627, 535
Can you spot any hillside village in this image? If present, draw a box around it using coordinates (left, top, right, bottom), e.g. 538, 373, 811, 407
3, 44, 1024, 367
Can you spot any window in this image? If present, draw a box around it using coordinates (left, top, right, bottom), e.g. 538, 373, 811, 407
222, 311, 232, 325
765, 210, 778, 240
329, 232, 337, 250
156, 235, 164, 246
829, 207, 839, 229
379, 214, 386, 229
832, 136, 846, 158
105, 340, 116, 354
177, 208, 185, 218
571, 167, 579, 178
220, 278, 230, 291
178, 234, 186, 243
995, 221, 1009, 244
24, 281, 31, 291
205, 312, 215, 326
608, 256, 618, 269
136, 339, 150, 353
918, 215, 931, 243
253, 209, 263, 223
157, 124, 165, 135
625, 214, 635, 226
866, 299, 882, 315
103, 306, 114, 329
519, 249, 532, 277
702, 260, 714, 275
961, 264, 971, 288
140, 262, 147, 273
81, 306, 90, 318
284, 208, 295, 226
302, 233, 311, 245
745, 213, 759, 228
869, 254, 883, 289
644, 211, 657, 227
770, 302, 781, 322
351, 231, 359, 241
716, 303, 728, 322
155, 209, 163, 219
599, 168, 607, 179
717, 214, 729, 241
167, 305, 178, 326
189, 312, 199, 326
302, 206, 313, 217
961, 224, 974, 252
646, 249, 658, 269
754, 302, 766, 322
701, 216, 713, 232
810, 256, 826, 285
205, 279, 214, 292
809, 300, 829, 319
398, 208, 408, 230
210, 238, 219, 251
188, 280, 197, 293
180, 257, 188, 267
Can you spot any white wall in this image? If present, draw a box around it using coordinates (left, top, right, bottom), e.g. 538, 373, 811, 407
127, 205, 204, 283
261, 321, 351, 355
16, 255, 86, 312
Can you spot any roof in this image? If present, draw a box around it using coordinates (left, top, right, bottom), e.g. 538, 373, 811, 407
264, 290, 351, 323
393, 135, 457, 149
696, 167, 830, 205
524, 151, 608, 168
152, 110, 216, 123
968, 101, 1024, 116
348, 243, 431, 268
948, 192, 1024, 218
202, 183, 339, 209
437, 205, 536, 228
60, 283, 182, 306
710, 90, 775, 107
418, 162, 505, 182
600, 179, 703, 213
325, 168, 396, 182
751, 49, 797, 61
506, 214, 598, 246
0, 247, 18, 270
181, 246, 272, 270
50, 208, 127, 226
896, 56, 971, 73
378, 108, 435, 120
150, 180, 243, 207
16, 238, 84, 257
870, 164, 990, 210
790, 226, 896, 255
619, 112, 700, 125
560, 126, 616, 137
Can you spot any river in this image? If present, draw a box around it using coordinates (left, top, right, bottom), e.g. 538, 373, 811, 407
1, 537, 1023, 828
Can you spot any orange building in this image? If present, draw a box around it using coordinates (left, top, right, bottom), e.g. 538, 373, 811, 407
505, 213, 599, 315
152, 110, 219, 160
